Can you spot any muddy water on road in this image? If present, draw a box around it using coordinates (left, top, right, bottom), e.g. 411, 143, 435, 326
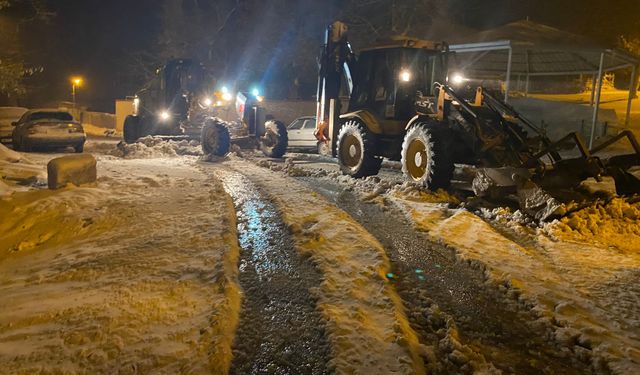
303, 177, 592, 375
215, 170, 332, 375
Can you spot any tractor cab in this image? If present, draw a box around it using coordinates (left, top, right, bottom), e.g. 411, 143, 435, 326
348, 44, 448, 123
135, 59, 207, 126
160, 59, 206, 115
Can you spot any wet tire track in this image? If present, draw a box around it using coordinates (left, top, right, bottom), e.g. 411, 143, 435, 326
302, 177, 593, 375
215, 170, 332, 375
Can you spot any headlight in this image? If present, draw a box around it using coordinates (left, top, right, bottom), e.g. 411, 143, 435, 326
222, 92, 233, 101
399, 69, 411, 82
451, 73, 466, 85
203, 97, 213, 107
159, 111, 170, 121
251, 88, 260, 97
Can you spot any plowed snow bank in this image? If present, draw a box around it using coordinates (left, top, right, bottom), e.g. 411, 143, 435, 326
546, 198, 640, 253
112, 137, 202, 159
0, 143, 23, 163
0, 144, 45, 195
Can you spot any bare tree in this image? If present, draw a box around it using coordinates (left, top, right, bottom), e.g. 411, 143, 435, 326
0, 0, 49, 101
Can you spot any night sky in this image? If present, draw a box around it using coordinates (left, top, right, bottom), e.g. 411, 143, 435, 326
8, 0, 640, 111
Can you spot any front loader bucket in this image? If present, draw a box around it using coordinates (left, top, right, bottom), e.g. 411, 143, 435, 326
592, 130, 640, 196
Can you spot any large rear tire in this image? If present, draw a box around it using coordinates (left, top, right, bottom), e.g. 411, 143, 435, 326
260, 120, 288, 158
201, 119, 231, 156
401, 123, 454, 190
336, 119, 382, 178
123, 115, 140, 144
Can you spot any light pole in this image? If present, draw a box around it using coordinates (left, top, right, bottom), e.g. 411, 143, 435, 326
71, 77, 83, 107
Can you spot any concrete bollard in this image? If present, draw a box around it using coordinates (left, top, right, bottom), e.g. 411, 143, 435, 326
47, 154, 97, 189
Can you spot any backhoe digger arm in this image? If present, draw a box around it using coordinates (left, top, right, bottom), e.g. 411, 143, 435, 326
315, 21, 355, 143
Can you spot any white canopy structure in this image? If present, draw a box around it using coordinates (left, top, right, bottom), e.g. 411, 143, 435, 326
449, 20, 639, 147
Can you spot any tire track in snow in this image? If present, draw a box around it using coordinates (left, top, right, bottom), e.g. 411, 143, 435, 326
213, 169, 332, 374
303, 177, 593, 375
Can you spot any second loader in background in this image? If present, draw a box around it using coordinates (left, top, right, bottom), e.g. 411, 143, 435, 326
123, 58, 288, 158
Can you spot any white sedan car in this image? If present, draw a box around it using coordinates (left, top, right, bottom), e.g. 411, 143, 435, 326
287, 116, 320, 152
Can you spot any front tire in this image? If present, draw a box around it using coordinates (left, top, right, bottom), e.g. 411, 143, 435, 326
317, 141, 329, 155
401, 122, 454, 190
336, 119, 382, 178
123, 115, 140, 144
201, 119, 231, 156
260, 120, 288, 158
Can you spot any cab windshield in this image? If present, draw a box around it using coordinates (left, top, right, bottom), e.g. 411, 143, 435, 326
349, 47, 447, 120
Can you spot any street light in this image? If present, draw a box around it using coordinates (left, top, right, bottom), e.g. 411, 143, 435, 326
71, 77, 83, 107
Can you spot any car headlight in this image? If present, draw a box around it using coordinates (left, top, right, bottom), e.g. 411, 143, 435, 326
203, 97, 213, 107
222, 92, 233, 102
159, 110, 170, 121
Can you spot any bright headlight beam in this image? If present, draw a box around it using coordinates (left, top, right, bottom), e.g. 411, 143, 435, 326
159, 111, 170, 121
222, 92, 233, 101
203, 97, 213, 106
400, 69, 411, 82
252, 88, 260, 97
451, 73, 465, 85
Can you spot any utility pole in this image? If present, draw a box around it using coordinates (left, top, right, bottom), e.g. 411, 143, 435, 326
71, 77, 83, 107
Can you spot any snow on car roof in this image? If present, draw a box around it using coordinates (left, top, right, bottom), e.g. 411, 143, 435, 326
23, 108, 72, 115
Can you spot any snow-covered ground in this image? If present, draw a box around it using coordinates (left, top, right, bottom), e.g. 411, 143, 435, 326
262, 152, 640, 374
393, 198, 639, 374
0, 145, 241, 373
1, 137, 639, 374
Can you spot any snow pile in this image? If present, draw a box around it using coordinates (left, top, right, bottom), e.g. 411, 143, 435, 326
0, 179, 13, 197
255, 158, 312, 177
82, 123, 120, 137
391, 183, 461, 205
0, 143, 23, 163
0, 144, 46, 195
546, 197, 640, 253
332, 174, 401, 200
112, 137, 202, 159
0, 187, 117, 253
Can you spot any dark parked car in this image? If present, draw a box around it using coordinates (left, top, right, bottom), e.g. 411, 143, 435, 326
0, 107, 28, 144
12, 109, 86, 152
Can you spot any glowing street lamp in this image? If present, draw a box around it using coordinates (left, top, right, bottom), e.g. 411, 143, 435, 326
71, 77, 83, 106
